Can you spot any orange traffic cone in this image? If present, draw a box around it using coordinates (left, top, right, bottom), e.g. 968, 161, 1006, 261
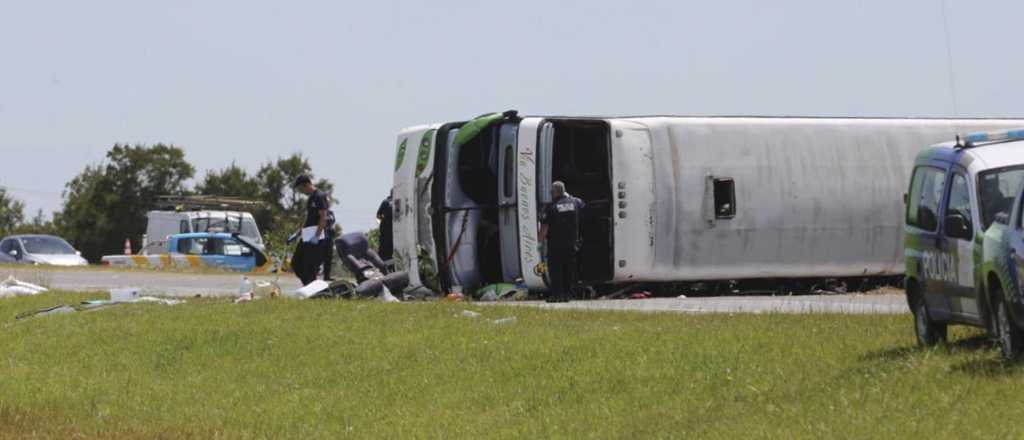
124, 238, 132, 255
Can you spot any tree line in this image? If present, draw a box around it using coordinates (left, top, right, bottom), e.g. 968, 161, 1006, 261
0, 143, 336, 262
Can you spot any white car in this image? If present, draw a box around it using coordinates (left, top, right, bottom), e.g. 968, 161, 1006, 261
0, 235, 89, 266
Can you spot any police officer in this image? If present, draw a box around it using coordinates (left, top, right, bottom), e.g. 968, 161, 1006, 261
539, 181, 585, 303
376, 190, 394, 261
291, 175, 329, 286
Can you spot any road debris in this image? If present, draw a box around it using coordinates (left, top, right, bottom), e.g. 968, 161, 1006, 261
459, 310, 482, 318
292, 280, 331, 299
16, 305, 75, 319
0, 276, 47, 298
16, 296, 183, 321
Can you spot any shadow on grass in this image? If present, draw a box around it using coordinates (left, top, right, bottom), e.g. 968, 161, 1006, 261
951, 357, 1024, 377
948, 337, 1024, 377
857, 335, 1024, 377
859, 335, 993, 362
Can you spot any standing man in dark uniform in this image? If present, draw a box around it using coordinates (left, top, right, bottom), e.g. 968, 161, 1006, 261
376, 190, 394, 261
291, 175, 329, 286
539, 181, 585, 303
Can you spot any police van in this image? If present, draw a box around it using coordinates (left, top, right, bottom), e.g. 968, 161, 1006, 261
905, 129, 1024, 357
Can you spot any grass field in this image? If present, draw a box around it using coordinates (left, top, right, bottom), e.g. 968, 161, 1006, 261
1, 291, 1022, 439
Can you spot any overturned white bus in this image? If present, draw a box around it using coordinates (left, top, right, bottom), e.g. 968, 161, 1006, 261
392, 112, 1024, 296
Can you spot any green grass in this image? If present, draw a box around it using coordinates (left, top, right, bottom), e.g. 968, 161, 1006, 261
1, 292, 1023, 439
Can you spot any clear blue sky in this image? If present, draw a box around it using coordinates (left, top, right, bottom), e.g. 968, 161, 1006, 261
1, 0, 1022, 232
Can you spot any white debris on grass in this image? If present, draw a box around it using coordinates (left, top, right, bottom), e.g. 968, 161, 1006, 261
292, 280, 331, 299
0, 276, 48, 298
128, 296, 184, 306
459, 310, 482, 318
492, 317, 517, 325
379, 285, 399, 303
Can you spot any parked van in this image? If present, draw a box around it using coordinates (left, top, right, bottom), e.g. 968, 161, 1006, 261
141, 196, 264, 255
394, 112, 1024, 296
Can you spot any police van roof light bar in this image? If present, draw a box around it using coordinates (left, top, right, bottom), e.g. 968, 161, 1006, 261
958, 128, 1024, 148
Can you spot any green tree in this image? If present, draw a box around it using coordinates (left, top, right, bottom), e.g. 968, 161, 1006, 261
0, 188, 25, 237
250, 154, 336, 260
194, 162, 261, 200
11, 209, 59, 236
193, 153, 337, 262
58, 144, 194, 261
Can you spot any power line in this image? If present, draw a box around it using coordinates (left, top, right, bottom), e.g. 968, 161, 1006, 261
940, 0, 960, 117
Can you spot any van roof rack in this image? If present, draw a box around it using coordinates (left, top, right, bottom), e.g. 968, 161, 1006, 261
955, 128, 1024, 149
156, 195, 265, 211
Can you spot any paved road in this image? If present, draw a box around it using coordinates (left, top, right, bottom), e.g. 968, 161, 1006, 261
498, 293, 908, 314
2, 267, 908, 314
1, 267, 303, 298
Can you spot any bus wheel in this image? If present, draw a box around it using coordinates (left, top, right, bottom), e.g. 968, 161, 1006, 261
913, 296, 947, 347
996, 297, 1023, 361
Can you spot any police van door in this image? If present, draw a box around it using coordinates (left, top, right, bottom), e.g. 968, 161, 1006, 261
393, 126, 440, 290
497, 122, 521, 282
905, 164, 953, 320
940, 167, 980, 318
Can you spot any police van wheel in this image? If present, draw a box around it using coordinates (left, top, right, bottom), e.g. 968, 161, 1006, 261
913, 297, 946, 347
995, 299, 1023, 361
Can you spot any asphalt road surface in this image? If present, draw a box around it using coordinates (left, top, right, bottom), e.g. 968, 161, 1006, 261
1, 267, 908, 314
1, 267, 303, 298
503, 293, 908, 314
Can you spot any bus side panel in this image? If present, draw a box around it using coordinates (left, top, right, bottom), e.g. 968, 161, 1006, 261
516, 119, 545, 290
635, 118, 1024, 281
609, 121, 656, 281
497, 123, 520, 282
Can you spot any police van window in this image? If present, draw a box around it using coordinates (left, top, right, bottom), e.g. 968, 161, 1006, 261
179, 220, 189, 233
906, 167, 945, 232
979, 166, 1024, 230
945, 173, 973, 240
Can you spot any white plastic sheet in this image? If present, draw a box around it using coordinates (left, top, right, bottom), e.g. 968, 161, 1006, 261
0, 276, 48, 298
292, 280, 330, 299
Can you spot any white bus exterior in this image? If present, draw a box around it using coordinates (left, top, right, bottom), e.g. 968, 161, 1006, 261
392, 114, 1024, 295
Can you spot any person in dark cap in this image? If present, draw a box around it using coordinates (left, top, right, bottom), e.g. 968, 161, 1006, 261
291, 174, 329, 285
539, 181, 585, 302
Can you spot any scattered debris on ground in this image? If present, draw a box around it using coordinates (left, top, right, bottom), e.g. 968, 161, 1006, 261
0, 276, 47, 298
476, 283, 529, 302
459, 310, 481, 318
14, 288, 183, 321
